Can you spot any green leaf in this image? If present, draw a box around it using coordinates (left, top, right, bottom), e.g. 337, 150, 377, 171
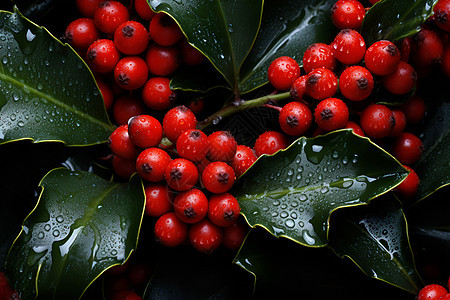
239, 0, 337, 94
149, 0, 263, 95
361, 0, 438, 46
5, 168, 145, 299
232, 130, 408, 247
0, 8, 114, 145
328, 195, 422, 294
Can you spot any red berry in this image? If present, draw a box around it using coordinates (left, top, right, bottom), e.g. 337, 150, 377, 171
434, 0, 450, 32
344, 120, 365, 137
176, 129, 209, 162
109, 124, 138, 159
330, 0, 365, 30
136, 147, 172, 182
279, 101, 313, 136
65, 18, 100, 52
189, 219, 223, 254
145, 43, 181, 76
149, 13, 183, 46
253, 131, 289, 157
305, 67, 338, 100
395, 166, 419, 199
302, 43, 337, 73
112, 155, 137, 180
401, 94, 426, 125
339, 66, 374, 101
391, 132, 423, 165
290, 75, 308, 101
134, 0, 156, 21
331, 29, 366, 65
111, 290, 143, 300
87, 39, 120, 74
164, 158, 198, 191
400, 37, 412, 62
267, 56, 301, 91
314, 98, 349, 132
417, 284, 447, 300
112, 95, 146, 126
207, 131, 238, 162
95, 78, 114, 110
364, 40, 401, 75
382, 61, 417, 95
222, 219, 249, 250
114, 21, 149, 55
76, 0, 103, 18
114, 56, 149, 90
144, 183, 174, 217
208, 193, 241, 227
180, 38, 205, 66
390, 109, 407, 137
94, 1, 130, 34
230, 145, 257, 178
201, 161, 235, 194
173, 188, 208, 224
154, 212, 188, 247
162, 105, 197, 143
128, 114, 163, 148
142, 77, 175, 111
359, 104, 395, 139
411, 28, 444, 67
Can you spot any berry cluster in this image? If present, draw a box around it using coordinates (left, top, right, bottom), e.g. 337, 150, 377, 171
418, 277, 450, 300
262, 0, 450, 201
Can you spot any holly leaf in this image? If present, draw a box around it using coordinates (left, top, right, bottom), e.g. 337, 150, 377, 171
5, 168, 145, 300
361, 0, 437, 46
232, 130, 408, 247
328, 195, 422, 294
149, 0, 263, 95
0, 7, 114, 145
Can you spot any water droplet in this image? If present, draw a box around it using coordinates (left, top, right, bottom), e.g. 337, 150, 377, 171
280, 211, 288, 218
37, 231, 44, 239
111, 249, 118, 256
52, 229, 60, 237
2, 56, 8, 64
285, 219, 295, 228
320, 187, 329, 194
44, 224, 51, 231
287, 169, 294, 176
299, 195, 307, 202
10, 114, 16, 121
312, 145, 323, 152
302, 230, 315, 245
26, 29, 36, 42
56, 215, 64, 223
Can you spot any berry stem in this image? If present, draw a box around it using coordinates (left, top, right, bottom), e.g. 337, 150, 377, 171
197, 91, 291, 130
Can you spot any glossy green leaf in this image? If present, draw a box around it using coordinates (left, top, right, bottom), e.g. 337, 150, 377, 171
232, 130, 408, 247
328, 195, 422, 294
239, 0, 336, 94
361, 0, 437, 46
5, 168, 145, 299
149, 0, 263, 95
0, 8, 114, 145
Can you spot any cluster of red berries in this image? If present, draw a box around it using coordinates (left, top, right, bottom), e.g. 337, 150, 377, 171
418, 278, 450, 300
263, 0, 450, 201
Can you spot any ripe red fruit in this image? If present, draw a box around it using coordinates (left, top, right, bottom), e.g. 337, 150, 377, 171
401, 94, 426, 125
109, 124, 138, 159
382, 61, 417, 95
253, 131, 289, 157
339, 66, 374, 101
267, 56, 301, 91
149, 13, 183, 46
230, 145, 257, 178
395, 166, 420, 199
305, 67, 338, 100
434, 0, 450, 32
364, 40, 401, 75
94, 1, 130, 34
302, 43, 337, 73
201, 161, 235, 194
144, 183, 174, 217
128, 115, 163, 148
331, 29, 366, 65
391, 132, 423, 165
208, 193, 241, 227
162, 105, 197, 143
65, 18, 100, 52
145, 43, 181, 76
180, 38, 205, 66
154, 212, 188, 247
290, 75, 308, 101
114, 56, 149, 90
344, 120, 365, 137
134, 0, 156, 21
417, 284, 447, 300
411, 28, 444, 67
330, 0, 365, 30
136, 147, 172, 182
95, 78, 114, 110
112, 155, 137, 180
142, 77, 175, 111
176, 129, 209, 162
76, 0, 103, 18
111, 290, 143, 300
222, 219, 249, 250
164, 158, 198, 191
173, 188, 208, 224
314, 98, 349, 132
279, 101, 313, 136
114, 21, 149, 55
207, 131, 238, 162
189, 219, 223, 254
390, 109, 407, 137
112, 95, 146, 126
359, 104, 395, 139
87, 39, 120, 74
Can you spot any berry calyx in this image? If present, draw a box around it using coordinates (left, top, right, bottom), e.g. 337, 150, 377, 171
164, 158, 199, 191
279, 101, 313, 136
